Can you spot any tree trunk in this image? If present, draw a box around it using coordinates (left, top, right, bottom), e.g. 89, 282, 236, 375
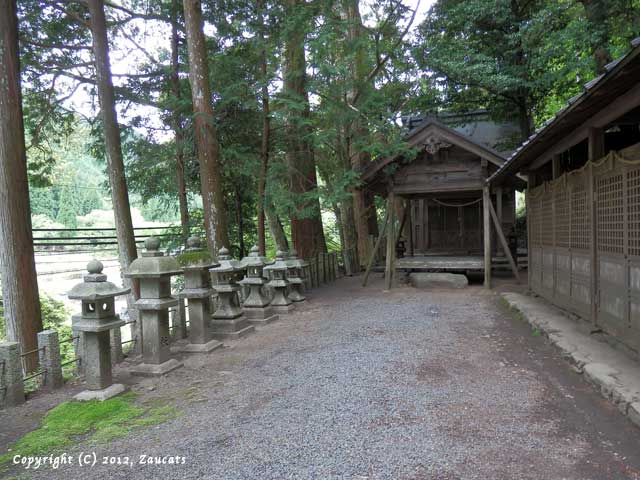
0, 0, 42, 371
87, 0, 139, 348
183, 0, 229, 254
343, 0, 376, 269
265, 202, 289, 252
283, 0, 326, 260
256, 0, 269, 256
235, 185, 245, 258
170, 0, 189, 243
337, 128, 359, 275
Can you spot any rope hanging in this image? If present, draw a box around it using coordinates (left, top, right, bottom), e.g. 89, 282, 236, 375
431, 197, 482, 208
529, 149, 640, 197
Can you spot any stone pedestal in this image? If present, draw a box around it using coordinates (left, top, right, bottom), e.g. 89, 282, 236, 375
126, 238, 184, 377
240, 246, 279, 325
67, 260, 130, 400
0, 342, 25, 408
264, 251, 295, 314
177, 237, 223, 354
286, 250, 307, 303
210, 248, 255, 339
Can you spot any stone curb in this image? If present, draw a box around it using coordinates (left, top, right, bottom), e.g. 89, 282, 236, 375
500, 292, 640, 429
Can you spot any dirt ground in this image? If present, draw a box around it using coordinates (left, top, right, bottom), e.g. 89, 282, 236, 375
2, 273, 640, 480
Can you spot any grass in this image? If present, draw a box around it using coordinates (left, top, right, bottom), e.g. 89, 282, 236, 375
176, 250, 213, 266
0, 392, 181, 467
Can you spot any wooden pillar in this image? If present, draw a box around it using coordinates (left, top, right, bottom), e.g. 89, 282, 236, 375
407, 200, 415, 257
417, 199, 424, 252
552, 154, 561, 179
587, 162, 598, 328
385, 191, 396, 290
424, 199, 429, 250
526, 175, 532, 289
496, 186, 503, 255
588, 127, 605, 162
483, 186, 492, 289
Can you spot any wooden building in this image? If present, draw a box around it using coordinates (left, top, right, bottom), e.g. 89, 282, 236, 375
361, 115, 524, 288
488, 37, 640, 355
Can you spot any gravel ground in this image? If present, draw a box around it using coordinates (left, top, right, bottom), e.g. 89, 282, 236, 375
5, 275, 640, 480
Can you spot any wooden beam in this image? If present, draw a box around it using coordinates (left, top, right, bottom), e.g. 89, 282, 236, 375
362, 210, 389, 287
489, 200, 521, 283
529, 82, 640, 171
384, 191, 396, 290
483, 186, 492, 289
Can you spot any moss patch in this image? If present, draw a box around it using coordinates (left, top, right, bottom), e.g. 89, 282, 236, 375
176, 250, 213, 267
0, 392, 182, 467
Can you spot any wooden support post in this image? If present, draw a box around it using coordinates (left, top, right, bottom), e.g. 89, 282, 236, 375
525, 177, 532, 290
407, 200, 414, 257
385, 191, 396, 291
496, 186, 503, 255
483, 186, 492, 289
489, 200, 520, 283
418, 199, 425, 252
552, 154, 561, 179
424, 199, 429, 250
362, 210, 389, 287
588, 127, 605, 162
588, 163, 598, 328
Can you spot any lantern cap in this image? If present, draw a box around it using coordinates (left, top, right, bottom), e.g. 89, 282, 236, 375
286, 249, 308, 267
177, 236, 217, 269
210, 246, 243, 272
240, 245, 273, 268
68, 261, 130, 300
264, 250, 288, 272
126, 238, 182, 278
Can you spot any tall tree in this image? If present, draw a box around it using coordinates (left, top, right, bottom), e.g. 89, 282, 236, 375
282, 0, 327, 260
414, 0, 564, 139
256, 0, 270, 256
183, 0, 229, 253
87, 0, 138, 274
170, 0, 190, 242
0, 0, 43, 370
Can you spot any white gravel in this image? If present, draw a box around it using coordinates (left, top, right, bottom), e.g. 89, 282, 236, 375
16, 276, 640, 479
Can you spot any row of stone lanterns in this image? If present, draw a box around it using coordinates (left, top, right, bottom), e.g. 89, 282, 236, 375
67, 236, 310, 401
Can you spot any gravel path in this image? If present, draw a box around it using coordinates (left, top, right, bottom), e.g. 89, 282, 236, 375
10, 275, 640, 479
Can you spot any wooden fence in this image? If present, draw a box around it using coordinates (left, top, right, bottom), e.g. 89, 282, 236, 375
528, 145, 640, 354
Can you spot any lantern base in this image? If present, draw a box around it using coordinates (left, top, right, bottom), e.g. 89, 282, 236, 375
74, 383, 128, 402
244, 306, 279, 325
271, 303, 296, 314
179, 339, 224, 354
129, 358, 183, 377
210, 315, 255, 340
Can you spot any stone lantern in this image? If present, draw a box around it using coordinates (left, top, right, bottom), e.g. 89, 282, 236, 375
264, 251, 295, 314
209, 247, 255, 339
125, 237, 183, 376
286, 249, 307, 303
68, 260, 129, 401
177, 236, 223, 354
239, 245, 278, 325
